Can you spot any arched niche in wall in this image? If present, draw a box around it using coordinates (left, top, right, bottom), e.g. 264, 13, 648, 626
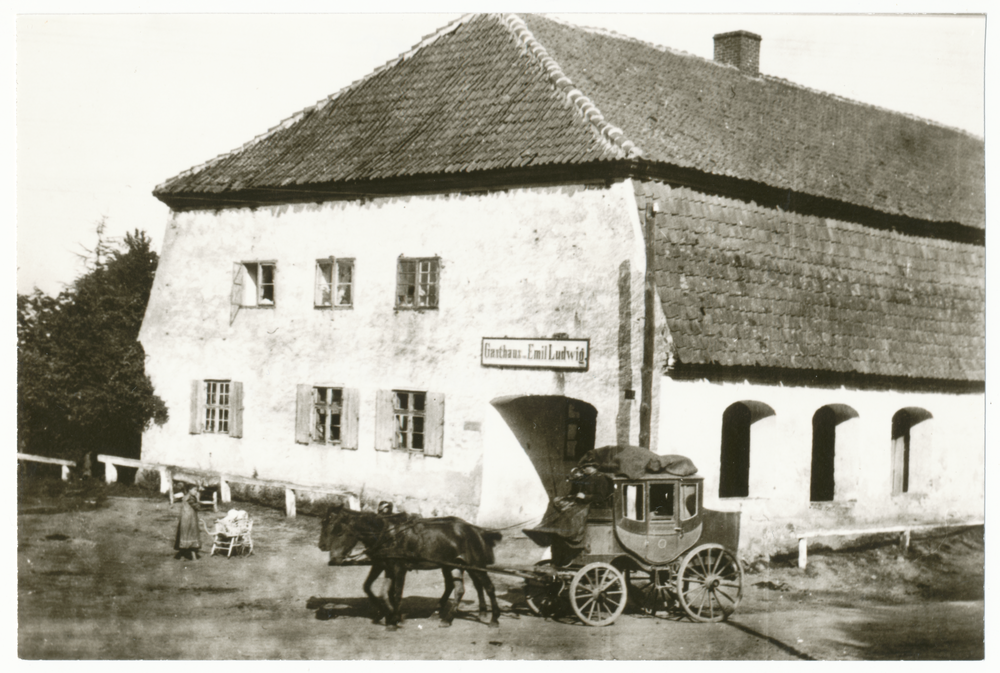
810, 403, 859, 503
891, 407, 933, 496
718, 400, 776, 498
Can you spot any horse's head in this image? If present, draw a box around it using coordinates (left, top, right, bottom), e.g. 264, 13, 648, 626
319, 504, 362, 565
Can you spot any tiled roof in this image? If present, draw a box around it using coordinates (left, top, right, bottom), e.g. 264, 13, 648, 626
521, 15, 984, 230
636, 180, 985, 382
155, 15, 628, 200
156, 14, 984, 230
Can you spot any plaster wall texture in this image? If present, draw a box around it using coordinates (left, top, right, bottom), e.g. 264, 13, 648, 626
657, 376, 984, 557
140, 181, 656, 521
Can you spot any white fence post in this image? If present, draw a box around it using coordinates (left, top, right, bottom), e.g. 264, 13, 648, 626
158, 467, 171, 494
105, 461, 118, 484
285, 488, 296, 518
220, 477, 231, 504
61, 465, 70, 481
798, 537, 808, 569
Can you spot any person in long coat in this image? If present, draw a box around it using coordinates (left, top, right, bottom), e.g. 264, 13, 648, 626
174, 485, 203, 560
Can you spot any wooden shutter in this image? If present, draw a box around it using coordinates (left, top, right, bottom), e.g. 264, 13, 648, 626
295, 384, 313, 444
189, 380, 202, 434
230, 263, 244, 325
313, 261, 323, 307
229, 381, 244, 438
374, 390, 395, 451
424, 392, 445, 458
341, 387, 360, 450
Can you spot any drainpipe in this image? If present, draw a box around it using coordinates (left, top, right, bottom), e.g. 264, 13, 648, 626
640, 201, 657, 449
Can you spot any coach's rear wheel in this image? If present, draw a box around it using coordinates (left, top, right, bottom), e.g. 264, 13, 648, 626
569, 562, 627, 626
628, 567, 674, 616
676, 544, 743, 622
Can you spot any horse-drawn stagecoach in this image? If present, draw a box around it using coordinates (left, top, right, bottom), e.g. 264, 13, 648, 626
320, 445, 743, 628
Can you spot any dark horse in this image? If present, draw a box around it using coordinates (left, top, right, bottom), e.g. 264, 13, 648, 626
319, 505, 502, 629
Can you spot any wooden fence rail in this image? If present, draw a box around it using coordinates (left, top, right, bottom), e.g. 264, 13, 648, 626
17, 453, 76, 481
796, 519, 984, 568
96, 454, 359, 517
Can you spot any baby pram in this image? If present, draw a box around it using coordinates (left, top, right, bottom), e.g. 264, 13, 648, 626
205, 509, 253, 557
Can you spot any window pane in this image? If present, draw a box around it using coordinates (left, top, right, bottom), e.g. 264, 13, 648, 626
316, 412, 327, 442
395, 392, 409, 410
650, 483, 674, 518
414, 393, 425, 411
337, 262, 352, 283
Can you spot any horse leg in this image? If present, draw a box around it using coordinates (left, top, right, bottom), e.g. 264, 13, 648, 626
363, 562, 386, 624
448, 570, 466, 625
438, 569, 456, 627
385, 564, 407, 630
471, 571, 489, 623
471, 570, 501, 628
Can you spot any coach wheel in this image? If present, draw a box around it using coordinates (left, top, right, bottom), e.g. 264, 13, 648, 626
676, 544, 743, 622
628, 567, 674, 616
569, 562, 627, 626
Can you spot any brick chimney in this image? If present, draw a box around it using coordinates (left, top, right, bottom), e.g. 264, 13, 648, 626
713, 30, 762, 76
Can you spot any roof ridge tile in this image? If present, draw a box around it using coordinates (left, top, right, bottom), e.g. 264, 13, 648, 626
503, 14, 639, 159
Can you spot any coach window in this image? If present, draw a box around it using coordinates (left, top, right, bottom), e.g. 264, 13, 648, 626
621, 484, 644, 522
649, 483, 675, 519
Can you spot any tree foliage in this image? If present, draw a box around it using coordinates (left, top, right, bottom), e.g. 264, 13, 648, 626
17, 226, 168, 463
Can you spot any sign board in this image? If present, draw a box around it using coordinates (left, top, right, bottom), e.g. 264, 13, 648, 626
481, 337, 590, 371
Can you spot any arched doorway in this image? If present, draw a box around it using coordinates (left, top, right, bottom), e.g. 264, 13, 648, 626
491, 395, 597, 500
810, 404, 859, 502
891, 407, 933, 495
718, 400, 776, 498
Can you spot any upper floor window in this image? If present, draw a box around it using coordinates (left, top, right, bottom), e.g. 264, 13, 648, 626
232, 261, 276, 309
315, 258, 354, 308
395, 257, 439, 309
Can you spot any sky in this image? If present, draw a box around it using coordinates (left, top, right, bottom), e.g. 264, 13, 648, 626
12, 3, 990, 297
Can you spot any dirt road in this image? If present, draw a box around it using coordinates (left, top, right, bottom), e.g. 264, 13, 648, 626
17, 483, 983, 659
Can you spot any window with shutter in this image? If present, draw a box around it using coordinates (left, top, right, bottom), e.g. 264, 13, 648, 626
376, 389, 444, 456
191, 380, 242, 437
233, 261, 277, 309
297, 385, 359, 449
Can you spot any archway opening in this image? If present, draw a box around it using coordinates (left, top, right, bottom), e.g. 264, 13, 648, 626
811, 404, 859, 502
719, 400, 775, 498
491, 395, 597, 500
891, 407, 933, 495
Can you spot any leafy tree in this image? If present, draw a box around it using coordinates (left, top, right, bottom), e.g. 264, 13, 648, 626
17, 225, 168, 467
